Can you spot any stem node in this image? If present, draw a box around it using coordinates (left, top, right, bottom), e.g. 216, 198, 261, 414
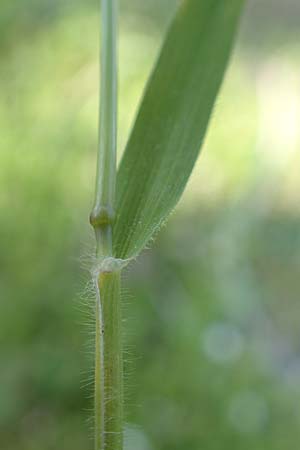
90, 205, 115, 228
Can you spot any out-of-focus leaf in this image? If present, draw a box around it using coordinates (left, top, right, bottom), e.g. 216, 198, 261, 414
114, 0, 244, 259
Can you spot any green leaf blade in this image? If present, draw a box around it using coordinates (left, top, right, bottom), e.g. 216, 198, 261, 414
114, 0, 244, 259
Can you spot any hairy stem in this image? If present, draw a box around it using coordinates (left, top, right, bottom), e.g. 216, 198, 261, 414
94, 271, 123, 450
94, 275, 105, 450
89, 0, 121, 449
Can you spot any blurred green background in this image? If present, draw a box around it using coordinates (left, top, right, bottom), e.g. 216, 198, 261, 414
1, 1, 300, 449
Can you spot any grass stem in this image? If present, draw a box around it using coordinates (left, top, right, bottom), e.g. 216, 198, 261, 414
89, 1, 121, 449
90, 0, 118, 258
94, 271, 123, 450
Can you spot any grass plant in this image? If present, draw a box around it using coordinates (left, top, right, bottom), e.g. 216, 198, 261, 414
89, 1, 244, 449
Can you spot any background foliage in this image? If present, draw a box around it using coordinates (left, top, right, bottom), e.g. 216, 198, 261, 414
1, 1, 300, 449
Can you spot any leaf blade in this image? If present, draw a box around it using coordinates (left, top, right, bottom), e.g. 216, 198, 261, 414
114, 0, 244, 259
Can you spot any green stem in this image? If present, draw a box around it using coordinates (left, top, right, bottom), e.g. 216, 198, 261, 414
89, 1, 122, 449
94, 276, 105, 450
90, 0, 118, 258
94, 271, 123, 450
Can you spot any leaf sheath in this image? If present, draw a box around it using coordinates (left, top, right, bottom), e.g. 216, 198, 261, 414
94, 271, 123, 450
